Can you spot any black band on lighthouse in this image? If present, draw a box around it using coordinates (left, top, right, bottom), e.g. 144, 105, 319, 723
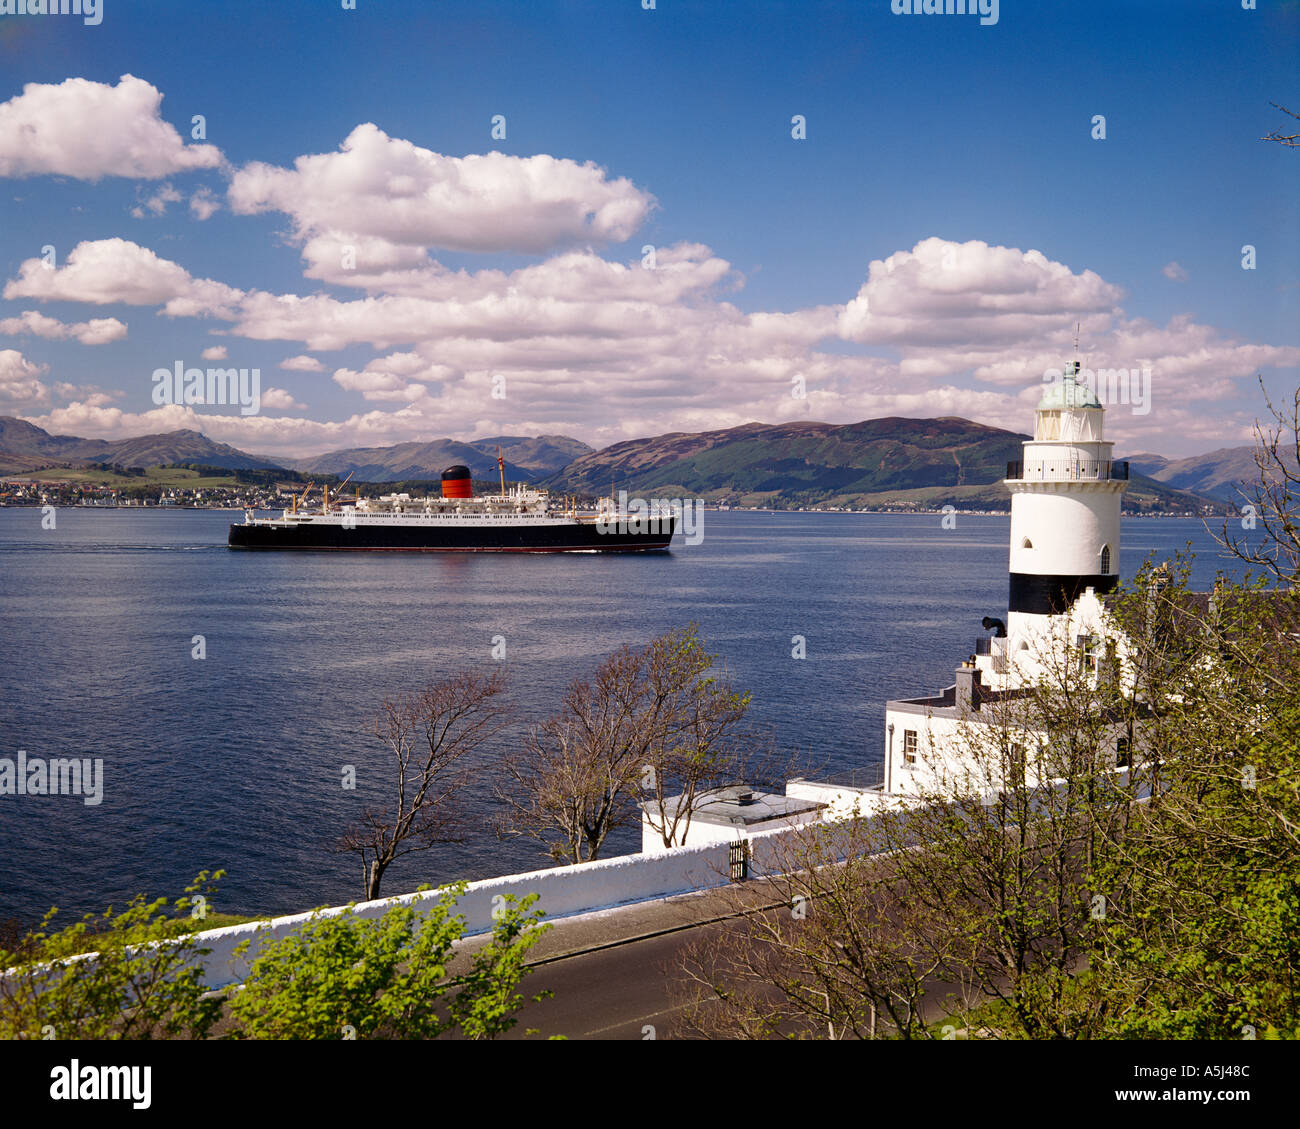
1009, 572, 1118, 616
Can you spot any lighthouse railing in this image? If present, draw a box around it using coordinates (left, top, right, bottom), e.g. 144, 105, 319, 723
812, 764, 887, 792
1006, 458, 1129, 482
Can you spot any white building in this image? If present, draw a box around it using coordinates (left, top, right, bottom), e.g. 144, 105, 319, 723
644, 357, 1207, 846
787, 357, 1141, 821
873, 359, 1135, 800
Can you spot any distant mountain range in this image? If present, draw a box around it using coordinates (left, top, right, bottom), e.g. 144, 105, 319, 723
0, 417, 588, 482
546, 417, 1020, 495
277, 434, 593, 483
1127, 446, 1297, 503
540, 417, 1222, 512
0, 417, 280, 474
0, 414, 1270, 512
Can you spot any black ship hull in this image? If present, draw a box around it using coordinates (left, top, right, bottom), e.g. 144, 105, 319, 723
228, 518, 674, 552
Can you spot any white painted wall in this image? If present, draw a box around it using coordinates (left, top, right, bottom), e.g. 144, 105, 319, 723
182, 820, 846, 990
785, 779, 898, 819
640, 807, 822, 852
1007, 485, 1121, 580
987, 589, 1139, 696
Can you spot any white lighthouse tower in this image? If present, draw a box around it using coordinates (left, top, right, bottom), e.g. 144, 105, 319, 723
1003, 357, 1128, 646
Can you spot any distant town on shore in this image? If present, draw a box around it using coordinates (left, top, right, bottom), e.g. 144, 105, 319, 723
0, 414, 1255, 516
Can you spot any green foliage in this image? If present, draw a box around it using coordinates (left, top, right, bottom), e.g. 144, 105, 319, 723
1088, 568, 1300, 1037
675, 553, 1298, 1041
227, 884, 549, 1039
2, 876, 550, 1041
0, 872, 225, 1040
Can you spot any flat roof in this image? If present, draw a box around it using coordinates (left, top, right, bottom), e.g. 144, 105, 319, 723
643, 786, 825, 828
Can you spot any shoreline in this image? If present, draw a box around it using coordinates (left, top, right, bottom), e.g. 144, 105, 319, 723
0, 503, 1216, 518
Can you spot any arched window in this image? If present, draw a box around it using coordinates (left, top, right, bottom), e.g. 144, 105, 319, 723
1020, 537, 1034, 549
1100, 544, 1112, 575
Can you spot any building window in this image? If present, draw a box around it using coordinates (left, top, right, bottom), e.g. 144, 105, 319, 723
903, 730, 918, 765
1116, 737, 1131, 768
1077, 634, 1100, 674
1100, 544, 1111, 575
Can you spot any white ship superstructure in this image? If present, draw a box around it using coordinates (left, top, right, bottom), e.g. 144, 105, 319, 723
229, 460, 675, 552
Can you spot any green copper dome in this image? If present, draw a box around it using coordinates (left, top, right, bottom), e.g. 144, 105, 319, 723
1038, 361, 1102, 411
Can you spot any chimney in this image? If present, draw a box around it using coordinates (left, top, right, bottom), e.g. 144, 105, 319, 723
954, 661, 982, 712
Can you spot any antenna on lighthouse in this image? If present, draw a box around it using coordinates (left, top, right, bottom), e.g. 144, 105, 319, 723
1060, 322, 1084, 385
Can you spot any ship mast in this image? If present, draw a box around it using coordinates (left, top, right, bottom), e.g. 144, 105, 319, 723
497, 448, 507, 497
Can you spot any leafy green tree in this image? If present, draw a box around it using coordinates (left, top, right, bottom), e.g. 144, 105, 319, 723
674, 559, 1300, 1041
1088, 565, 1300, 1038
677, 376, 1300, 1040
673, 647, 1140, 1040
227, 883, 550, 1039
0, 872, 224, 1040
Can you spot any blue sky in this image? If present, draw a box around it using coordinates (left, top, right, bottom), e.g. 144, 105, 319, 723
0, 0, 1296, 458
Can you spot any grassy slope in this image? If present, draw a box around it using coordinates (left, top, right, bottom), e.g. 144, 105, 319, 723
1, 466, 244, 489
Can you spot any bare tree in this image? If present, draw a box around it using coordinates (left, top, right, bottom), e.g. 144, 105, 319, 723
1219, 377, 1300, 586
497, 624, 763, 862
341, 668, 508, 900
1261, 102, 1300, 147
671, 818, 957, 1040
636, 627, 759, 849
496, 643, 656, 864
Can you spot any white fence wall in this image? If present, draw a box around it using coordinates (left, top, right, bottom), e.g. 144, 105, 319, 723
19, 772, 1134, 994
190, 823, 816, 990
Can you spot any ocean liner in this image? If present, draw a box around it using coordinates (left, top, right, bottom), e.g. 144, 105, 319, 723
228, 461, 675, 552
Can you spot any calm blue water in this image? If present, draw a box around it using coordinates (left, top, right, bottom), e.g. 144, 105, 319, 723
0, 507, 1244, 923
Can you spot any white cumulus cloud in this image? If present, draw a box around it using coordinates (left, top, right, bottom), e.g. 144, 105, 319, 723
190, 186, 221, 221
0, 350, 49, 405
261, 386, 307, 411
279, 354, 324, 372
132, 182, 182, 218
4, 238, 244, 318
838, 237, 1124, 353
227, 123, 655, 278
0, 75, 223, 180
0, 310, 128, 345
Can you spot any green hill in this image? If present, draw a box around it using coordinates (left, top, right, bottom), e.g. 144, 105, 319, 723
544, 417, 1225, 513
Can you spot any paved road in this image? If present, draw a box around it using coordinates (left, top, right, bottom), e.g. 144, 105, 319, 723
508, 920, 726, 1039
456, 862, 968, 1040
452, 883, 782, 1040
